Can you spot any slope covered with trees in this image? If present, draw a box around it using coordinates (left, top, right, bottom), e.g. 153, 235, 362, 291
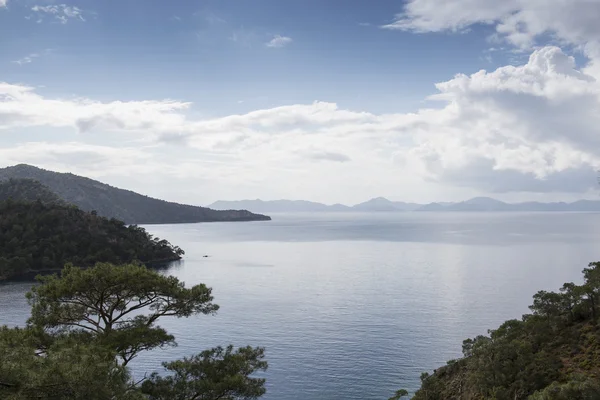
0, 178, 64, 205
0, 263, 267, 399
0, 164, 271, 224
407, 263, 600, 400
0, 201, 184, 281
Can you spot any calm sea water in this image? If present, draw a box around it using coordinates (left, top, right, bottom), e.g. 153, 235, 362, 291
2, 212, 600, 399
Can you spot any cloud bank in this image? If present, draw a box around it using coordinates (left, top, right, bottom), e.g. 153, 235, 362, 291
3, 0, 600, 202
2, 42, 599, 197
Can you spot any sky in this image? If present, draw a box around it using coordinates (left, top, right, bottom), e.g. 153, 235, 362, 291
1, 0, 600, 206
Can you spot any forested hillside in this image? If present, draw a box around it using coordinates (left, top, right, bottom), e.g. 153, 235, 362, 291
0, 164, 271, 224
0, 178, 64, 205
0, 263, 267, 399
408, 263, 600, 400
0, 201, 184, 281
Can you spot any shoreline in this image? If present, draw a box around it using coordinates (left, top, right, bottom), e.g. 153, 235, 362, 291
0, 256, 182, 283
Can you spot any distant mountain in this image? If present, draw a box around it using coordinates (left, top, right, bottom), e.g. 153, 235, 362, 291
417, 202, 448, 211
568, 200, 600, 211
212, 196, 600, 214
209, 199, 351, 213
416, 197, 600, 212
209, 197, 424, 213
352, 197, 421, 211
211, 197, 420, 213
447, 197, 510, 211
0, 165, 271, 224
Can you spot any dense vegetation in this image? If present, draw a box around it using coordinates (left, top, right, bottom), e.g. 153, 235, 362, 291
405, 263, 600, 400
0, 263, 267, 399
0, 164, 271, 224
0, 200, 183, 281
0, 178, 65, 205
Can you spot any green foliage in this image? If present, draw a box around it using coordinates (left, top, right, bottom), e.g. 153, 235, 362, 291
141, 345, 268, 400
0, 178, 64, 205
0, 327, 142, 400
388, 389, 409, 400
530, 290, 564, 323
0, 201, 184, 281
0, 164, 271, 223
528, 378, 600, 399
411, 262, 600, 400
27, 263, 218, 365
0, 263, 267, 399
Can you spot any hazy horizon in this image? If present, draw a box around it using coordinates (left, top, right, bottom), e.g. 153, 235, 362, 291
209, 196, 600, 206
4, 163, 600, 208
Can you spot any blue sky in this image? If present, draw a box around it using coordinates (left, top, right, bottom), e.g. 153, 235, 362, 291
1, 0, 600, 205
2, 0, 501, 114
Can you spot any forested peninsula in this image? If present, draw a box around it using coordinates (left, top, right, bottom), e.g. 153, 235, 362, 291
0, 179, 183, 281
401, 263, 600, 400
0, 164, 271, 224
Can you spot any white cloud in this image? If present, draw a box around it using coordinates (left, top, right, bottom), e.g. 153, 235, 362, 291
11, 49, 53, 66
31, 4, 86, 24
372, 0, 600, 195
0, 142, 151, 171
382, 0, 600, 59
2, 43, 600, 199
12, 53, 40, 65
0, 82, 191, 134
396, 46, 600, 192
266, 35, 292, 48
383, 0, 600, 82
0, 0, 8, 8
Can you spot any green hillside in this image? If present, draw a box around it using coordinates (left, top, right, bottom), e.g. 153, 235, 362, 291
408, 263, 600, 400
0, 200, 184, 281
0, 164, 271, 224
0, 178, 64, 205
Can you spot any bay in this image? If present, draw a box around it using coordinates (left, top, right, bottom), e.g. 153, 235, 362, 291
2, 212, 600, 399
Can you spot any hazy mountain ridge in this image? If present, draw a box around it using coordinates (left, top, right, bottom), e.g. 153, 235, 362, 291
352, 197, 422, 211
210, 196, 600, 213
209, 199, 351, 213
0, 165, 271, 224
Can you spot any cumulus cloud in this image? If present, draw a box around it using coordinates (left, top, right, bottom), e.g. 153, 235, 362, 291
31, 4, 86, 24
266, 35, 292, 48
0, 83, 191, 134
396, 46, 600, 192
375, 0, 600, 194
383, 0, 600, 59
0, 0, 7, 8
0, 142, 153, 175
2, 43, 600, 196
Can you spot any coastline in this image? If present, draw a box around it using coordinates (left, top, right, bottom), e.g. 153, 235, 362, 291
0, 255, 182, 283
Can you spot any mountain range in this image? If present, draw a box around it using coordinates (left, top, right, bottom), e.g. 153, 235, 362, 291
0, 165, 270, 224
209, 196, 600, 213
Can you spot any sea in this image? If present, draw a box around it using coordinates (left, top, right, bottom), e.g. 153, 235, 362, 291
2, 212, 600, 399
